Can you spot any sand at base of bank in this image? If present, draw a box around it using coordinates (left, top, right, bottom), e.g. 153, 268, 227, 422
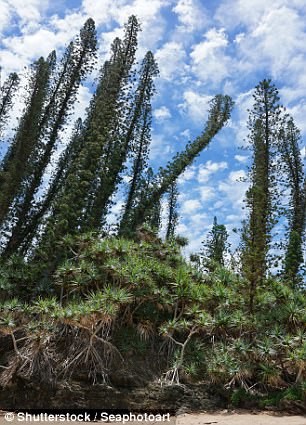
176, 411, 306, 424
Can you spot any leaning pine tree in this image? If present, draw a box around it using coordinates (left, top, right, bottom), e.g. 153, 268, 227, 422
127, 94, 234, 232
119, 53, 158, 234
0, 70, 19, 136
33, 16, 140, 265
4, 119, 86, 255
0, 54, 55, 230
1, 19, 97, 257
84, 50, 159, 230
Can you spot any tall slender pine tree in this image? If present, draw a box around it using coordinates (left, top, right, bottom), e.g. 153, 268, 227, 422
0, 54, 55, 227
33, 17, 140, 265
0, 71, 19, 137
279, 116, 305, 284
84, 51, 158, 229
1, 19, 97, 254
165, 181, 179, 240
241, 79, 282, 312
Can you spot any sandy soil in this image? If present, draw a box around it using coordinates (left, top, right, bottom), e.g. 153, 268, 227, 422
176, 412, 306, 424
0, 411, 306, 425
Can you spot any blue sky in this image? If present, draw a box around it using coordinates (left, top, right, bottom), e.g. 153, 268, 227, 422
0, 0, 306, 255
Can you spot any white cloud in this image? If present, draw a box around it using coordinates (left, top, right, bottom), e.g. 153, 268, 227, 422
50, 12, 89, 36
229, 169, 247, 182
179, 91, 212, 123
155, 41, 188, 80
216, 1, 306, 82
218, 174, 248, 208
178, 166, 196, 183
225, 214, 240, 222
71, 85, 93, 121
172, 0, 208, 31
198, 186, 215, 201
180, 129, 191, 139
153, 106, 171, 120
3, 28, 66, 62
234, 32, 245, 44
0, 2, 11, 32
231, 89, 254, 145
176, 222, 189, 235
189, 212, 208, 227
149, 132, 172, 161
7, 0, 48, 24
234, 154, 248, 163
83, 0, 169, 54
190, 28, 231, 84
116, 0, 169, 27
215, 0, 306, 30
197, 160, 228, 183
181, 199, 201, 214
244, 6, 306, 77
2, 11, 91, 67
0, 50, 26, 74
286, 100, 306, 134
82, 0, 117, 26
213, 200, 224, 209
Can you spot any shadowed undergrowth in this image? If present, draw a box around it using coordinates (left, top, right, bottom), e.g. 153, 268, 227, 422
0, 230, 305, 409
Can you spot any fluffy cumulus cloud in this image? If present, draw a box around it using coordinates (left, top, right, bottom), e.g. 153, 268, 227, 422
155, 41, 188, 80
83, 0, 169, 57
0, 0, 52, 71
181, 199, 202, 214
179, 91, 212, 123
82, 0, 168, 28
197, 161, 228, 183
218, 173, 248, 208
190, 28, 231, 85
5, 0, 48, 25
3, 28, 69, 64
240, 6, 306, 78
0, 1, 11, 30
215, 0, 306, 30
153, 106, 171, 121
234, 155, 248, 163
172, 0, 208, 31
178, 166, 196, 183
198, 186, 215, 201
81, 0, 118, 26
229, 170, 247, 182
215, 0, 306, 85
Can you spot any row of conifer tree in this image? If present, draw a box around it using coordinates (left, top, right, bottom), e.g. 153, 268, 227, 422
0, 16, 305, 301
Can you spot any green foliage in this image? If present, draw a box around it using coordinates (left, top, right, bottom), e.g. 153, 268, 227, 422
0, 20, 97, 257
165, 182, 179, 240
278, 117, 305, 283
0, 71, 19, 136
201, 216, 229, 270
0, 233, 305, 398
241, 79, 283, 312
128, 95, 234, 231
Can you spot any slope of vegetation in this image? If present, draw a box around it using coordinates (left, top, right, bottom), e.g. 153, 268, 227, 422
0, 230, 305, 409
